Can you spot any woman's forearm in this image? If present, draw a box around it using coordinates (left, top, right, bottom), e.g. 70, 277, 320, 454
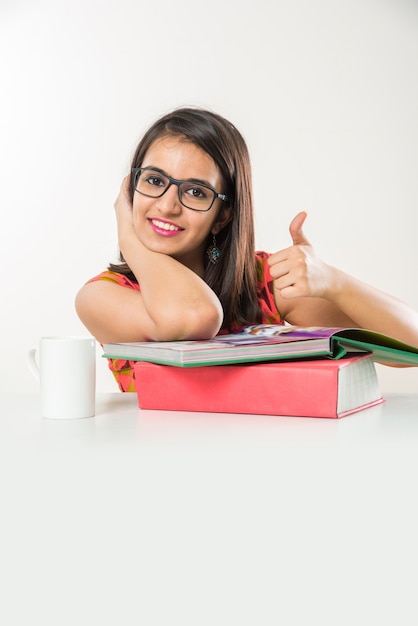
120, 232, 223, 341
325, 267, 418, 346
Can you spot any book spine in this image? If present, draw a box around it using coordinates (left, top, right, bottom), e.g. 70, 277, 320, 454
135, 363, 341, 418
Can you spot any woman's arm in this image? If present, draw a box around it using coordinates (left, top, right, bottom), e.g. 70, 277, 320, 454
75, 179, 223, 344
268, 212, 418, 347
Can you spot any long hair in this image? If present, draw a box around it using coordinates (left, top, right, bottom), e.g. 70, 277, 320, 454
110, 107, 260, 329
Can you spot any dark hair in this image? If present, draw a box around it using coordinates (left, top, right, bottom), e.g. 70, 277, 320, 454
110, 107, 260, 329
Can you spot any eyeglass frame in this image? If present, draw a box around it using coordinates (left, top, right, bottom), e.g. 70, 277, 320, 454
131, 167, 229, 212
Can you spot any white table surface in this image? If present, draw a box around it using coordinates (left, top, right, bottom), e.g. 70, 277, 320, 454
1, 392, 418, 626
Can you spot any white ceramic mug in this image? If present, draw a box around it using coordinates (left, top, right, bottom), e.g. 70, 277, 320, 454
27, 336, 96, 419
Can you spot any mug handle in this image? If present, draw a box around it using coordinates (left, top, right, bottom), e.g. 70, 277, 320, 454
27, 348, 40, 382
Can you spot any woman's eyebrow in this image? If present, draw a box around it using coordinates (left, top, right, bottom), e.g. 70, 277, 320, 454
142, 164, 215, 189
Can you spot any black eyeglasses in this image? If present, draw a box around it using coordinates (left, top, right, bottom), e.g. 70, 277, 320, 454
132, 167, 229, 212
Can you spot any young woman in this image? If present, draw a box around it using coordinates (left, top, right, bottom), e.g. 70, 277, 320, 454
76, 107, 418, 390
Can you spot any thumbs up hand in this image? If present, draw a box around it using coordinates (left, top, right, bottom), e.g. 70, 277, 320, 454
267, 212, 332, 300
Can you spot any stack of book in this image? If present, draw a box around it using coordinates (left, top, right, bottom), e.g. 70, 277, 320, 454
103, 325, 418, 418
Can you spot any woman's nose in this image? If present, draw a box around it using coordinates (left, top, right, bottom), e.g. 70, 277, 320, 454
155, 183, 182, 213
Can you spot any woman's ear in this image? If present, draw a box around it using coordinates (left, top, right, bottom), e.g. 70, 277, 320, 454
212, 205, 232, 235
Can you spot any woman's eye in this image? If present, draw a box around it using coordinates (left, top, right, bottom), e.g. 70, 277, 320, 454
146, 176, 165, 187
185, 186, 208, 199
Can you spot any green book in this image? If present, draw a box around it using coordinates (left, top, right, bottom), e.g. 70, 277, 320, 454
102, 325, 418, 368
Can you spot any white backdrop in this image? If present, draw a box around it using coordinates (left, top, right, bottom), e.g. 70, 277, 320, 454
1, 0, 417, 393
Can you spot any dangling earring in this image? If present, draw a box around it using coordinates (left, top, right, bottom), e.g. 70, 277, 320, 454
206, 234, 220, 264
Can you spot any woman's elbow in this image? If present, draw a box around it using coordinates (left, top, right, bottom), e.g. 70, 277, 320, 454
154, 301, 223, 341
188, 302, 224, 339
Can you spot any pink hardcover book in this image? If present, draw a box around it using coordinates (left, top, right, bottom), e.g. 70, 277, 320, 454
133, 354, 384, 419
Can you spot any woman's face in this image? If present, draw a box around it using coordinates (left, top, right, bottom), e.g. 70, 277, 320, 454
132, 136, 230, 275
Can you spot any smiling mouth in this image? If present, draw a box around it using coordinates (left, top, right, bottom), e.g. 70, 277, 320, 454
149, 218, 184, 233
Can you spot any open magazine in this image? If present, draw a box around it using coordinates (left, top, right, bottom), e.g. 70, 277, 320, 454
102, 324, 418, 367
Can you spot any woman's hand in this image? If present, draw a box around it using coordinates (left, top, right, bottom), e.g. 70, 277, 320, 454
114, 176, 137, 246
268, 212, 335, 300
269, 212, 418, 347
